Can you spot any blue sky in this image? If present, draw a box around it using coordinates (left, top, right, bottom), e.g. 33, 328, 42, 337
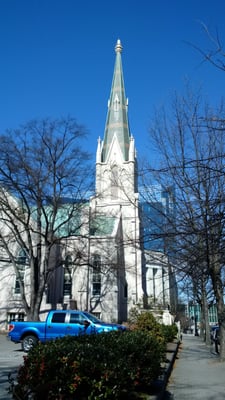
1, 0, 225, 161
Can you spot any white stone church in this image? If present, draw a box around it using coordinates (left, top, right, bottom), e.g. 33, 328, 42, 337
0, 40, 175, 330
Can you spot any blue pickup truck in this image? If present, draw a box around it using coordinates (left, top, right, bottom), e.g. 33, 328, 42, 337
8, 309, 127, 352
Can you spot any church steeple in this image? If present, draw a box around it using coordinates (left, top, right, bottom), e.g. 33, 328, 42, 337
101, 39, 130, 162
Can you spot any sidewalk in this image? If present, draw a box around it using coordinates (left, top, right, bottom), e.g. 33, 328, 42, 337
163, 334, 225, 400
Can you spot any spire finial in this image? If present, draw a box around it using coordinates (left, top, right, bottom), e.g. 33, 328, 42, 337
115, 39, 123, 53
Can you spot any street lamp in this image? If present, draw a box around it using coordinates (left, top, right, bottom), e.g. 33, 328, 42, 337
194, 303, 199, 336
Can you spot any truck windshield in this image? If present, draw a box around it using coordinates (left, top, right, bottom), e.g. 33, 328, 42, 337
82, 312, 102, 323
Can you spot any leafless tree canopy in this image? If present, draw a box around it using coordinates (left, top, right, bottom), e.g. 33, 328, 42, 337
0, 117, 93, 320
143, 86, 225, 358
187, 22, 225, 72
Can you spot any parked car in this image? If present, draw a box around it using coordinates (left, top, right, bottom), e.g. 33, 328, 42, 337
8, 309, 127, 352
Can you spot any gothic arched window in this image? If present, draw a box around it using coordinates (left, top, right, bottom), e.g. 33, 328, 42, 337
92, 254, 101, 296
63, 255, 73, 297
15, 248, 27, 294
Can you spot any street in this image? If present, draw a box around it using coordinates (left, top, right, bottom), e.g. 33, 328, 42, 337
0, 333, 25, 400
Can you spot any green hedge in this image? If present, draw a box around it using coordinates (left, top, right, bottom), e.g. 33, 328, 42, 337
129, 311, 178, 344
160, 324, 178, 343
15, 330, 165, 400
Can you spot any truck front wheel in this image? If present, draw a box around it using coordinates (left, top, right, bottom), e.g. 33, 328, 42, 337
22, 335, 38, 352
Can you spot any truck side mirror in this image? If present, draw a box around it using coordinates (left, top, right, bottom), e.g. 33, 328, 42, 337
83, 320, 90, 328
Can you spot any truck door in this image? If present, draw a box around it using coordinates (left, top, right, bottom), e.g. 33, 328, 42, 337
66, 312, 95, 336
46, 312, 67, 340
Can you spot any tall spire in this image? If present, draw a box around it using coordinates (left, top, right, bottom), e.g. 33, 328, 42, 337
101, 39, 130, 162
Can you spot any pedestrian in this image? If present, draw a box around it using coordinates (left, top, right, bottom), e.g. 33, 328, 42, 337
213, 326, 219, 354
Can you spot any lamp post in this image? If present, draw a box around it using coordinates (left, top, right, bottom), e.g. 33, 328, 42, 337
194, 303, 199, 336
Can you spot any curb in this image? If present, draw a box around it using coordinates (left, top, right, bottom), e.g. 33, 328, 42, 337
148, 340, 180, 399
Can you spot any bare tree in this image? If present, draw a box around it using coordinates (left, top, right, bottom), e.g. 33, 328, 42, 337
188, 22, 225, 72
0, 117, 93, 320
144, 87, 225, 360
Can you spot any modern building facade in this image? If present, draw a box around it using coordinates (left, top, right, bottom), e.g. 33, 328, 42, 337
140, 185, 177, 311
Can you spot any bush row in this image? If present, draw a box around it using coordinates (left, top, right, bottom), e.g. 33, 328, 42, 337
14, 313, 178, 400
132, 311, 178, 343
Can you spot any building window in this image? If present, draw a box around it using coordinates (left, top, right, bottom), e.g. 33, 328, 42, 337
63, 255, 73, 297
92, 254, 101, 296
15, 248, 27, 294
18, 313, 25, 321
124, 282, 128, 298
91, 312, 101, 319
8, 312, 25, 322
8, 313, 16, 322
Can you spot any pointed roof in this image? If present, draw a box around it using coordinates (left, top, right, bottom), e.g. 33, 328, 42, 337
101, 40, 131, 162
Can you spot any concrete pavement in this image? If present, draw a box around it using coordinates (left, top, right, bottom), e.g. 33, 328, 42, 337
0, 334, 24, 400
163, 334, 225, 400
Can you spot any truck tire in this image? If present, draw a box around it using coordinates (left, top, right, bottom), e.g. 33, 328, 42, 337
22, 335, 38, 352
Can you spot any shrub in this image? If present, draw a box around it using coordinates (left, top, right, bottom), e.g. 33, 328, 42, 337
135, 312, 164, 338
129, 310, 177, 344
161, 324, 178, 343
15, 330, 165, 400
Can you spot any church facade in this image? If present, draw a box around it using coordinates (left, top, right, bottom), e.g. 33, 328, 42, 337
0, 40, 174, 330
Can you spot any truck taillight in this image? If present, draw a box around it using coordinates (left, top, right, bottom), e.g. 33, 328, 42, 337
8, 324, 15, 332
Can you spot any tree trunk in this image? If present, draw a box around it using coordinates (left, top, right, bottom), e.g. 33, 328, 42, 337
211, 261, 225, 361
217, 297, 225, 361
